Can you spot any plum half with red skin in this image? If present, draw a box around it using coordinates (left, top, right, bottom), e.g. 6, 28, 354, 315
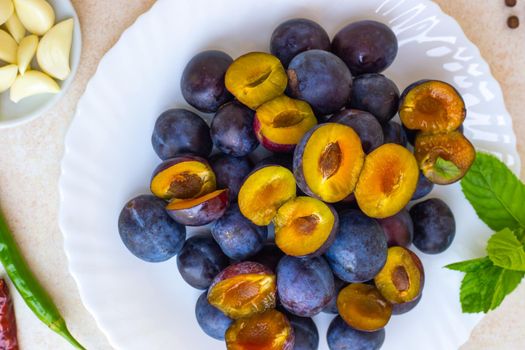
208, 262, 276, 319
181, 50, 233, 113
166, 189, 229, 226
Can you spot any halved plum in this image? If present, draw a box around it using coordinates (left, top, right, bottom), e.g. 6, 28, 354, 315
399, 80, 466, 133
238, 165, 296, 226
225, 52, 287, 109
414, 131, 475, 185
374, 247, 424, 304
293, 123, 365, 203
337, 283, 392, 332
355, 144, 419, 218
274, 196, 338, 257
208, 262, 277, 319
150, 155, 216, 200
225, 309, 295, 350
254, 95, 317, 153
166, 189, 229, 226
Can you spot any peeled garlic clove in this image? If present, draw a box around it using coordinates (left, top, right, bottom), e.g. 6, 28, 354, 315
0, 0, 14, 26
10, 70, 59, 103
13, 0, 55, 36
5, 12, 26, 43
37, 18, 73, 80
0, 65, 18, 93
0, 29, 18, 63
17, 35, 38, 75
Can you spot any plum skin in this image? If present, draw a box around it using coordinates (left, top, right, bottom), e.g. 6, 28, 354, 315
332, 20, 398, 75
329, 108, 384, 153
118, 195, 186, 263
322, 276, 347, 314
412, 171, 434, 200
287, 49, 353, 116
251, 242, 285, 272
324, 209, 387, 282
211, 102, 259, 157
270, 18, 331, 67
166, 189, 230, 227
151, 109, 212, 160
276, 256, 335, 317
286, 314, 319, 350
176, 233, 230, 290
382, 121, 408, 147
410, 198, 456, 254
195, 292, 233, 340
327, 316, 385, 350
209, 154, 252, 201
377, 209, 414, 247
181, 50, 233, 113
211, 203, 268, 260
392, 293, 422, 315
350, 73, 400, 124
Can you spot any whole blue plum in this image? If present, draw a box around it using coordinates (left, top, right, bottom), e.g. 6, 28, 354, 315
118, 195, 186, 263
325, 210, 387, 282
270, 18, 330, 67
211, 204, 268, 260
209, 154, 252, 201
151, 109, 212, 160
287, 314, 319, 350
210, 102, 259, 157
195, 291, 233, 340
277, 256, 335, 317
327, 316, 385, 350
350, 73, 400, 124
287, 50, 352, 116
176, 233, 230, 289
181, 50, 233, 113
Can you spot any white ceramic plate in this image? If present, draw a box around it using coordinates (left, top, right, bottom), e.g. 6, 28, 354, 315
0, 0, 81, 128
59, 0, 521, 349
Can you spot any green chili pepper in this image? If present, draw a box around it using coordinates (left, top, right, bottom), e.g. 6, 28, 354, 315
0, 207, 85, 349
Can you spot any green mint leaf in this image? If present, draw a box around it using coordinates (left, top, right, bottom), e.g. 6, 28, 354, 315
434, 157, 461, 180
461, 152, 525, 231
459, 259, 524, 313
445, 256, 492, 272
487, 228, 525, 271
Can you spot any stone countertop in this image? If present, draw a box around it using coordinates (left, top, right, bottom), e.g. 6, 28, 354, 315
0, 0, 523, 349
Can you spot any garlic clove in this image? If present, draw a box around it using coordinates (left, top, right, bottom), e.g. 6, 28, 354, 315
13, 0, 55, 36
36, 18, 73, 80
5, 12, 26, 43
0, 0, 14, 26
0, 64, 18, 93
9, 70, 59, 103
17, 35, 38, 75
0, 29, 18, 64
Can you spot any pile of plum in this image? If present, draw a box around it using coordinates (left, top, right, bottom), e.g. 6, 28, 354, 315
118, 18, 474, 350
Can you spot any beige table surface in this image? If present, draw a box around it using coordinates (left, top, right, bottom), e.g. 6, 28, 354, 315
0, 0, 524, 349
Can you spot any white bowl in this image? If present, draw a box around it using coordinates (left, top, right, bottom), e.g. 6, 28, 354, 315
0, 0, 81, 128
